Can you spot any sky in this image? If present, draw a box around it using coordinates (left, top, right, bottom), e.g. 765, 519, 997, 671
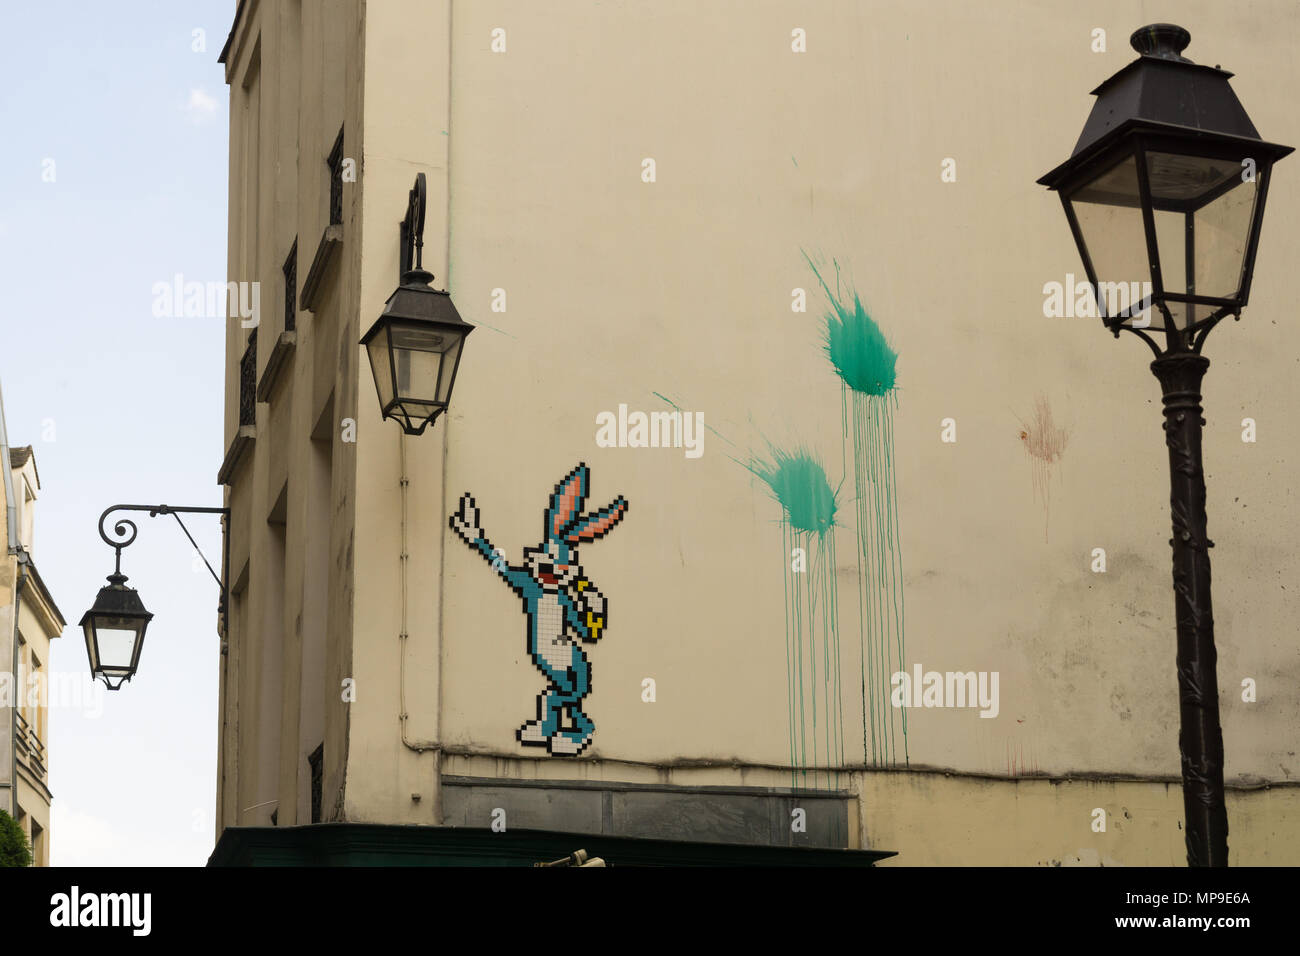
0, 0, 234, 865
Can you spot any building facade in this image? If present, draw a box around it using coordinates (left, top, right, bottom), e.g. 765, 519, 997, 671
215, 0, 1300, 864
0, 411, 66, 866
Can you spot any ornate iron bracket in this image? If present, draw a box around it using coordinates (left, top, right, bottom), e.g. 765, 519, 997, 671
398, 172, 428, 283
97, 503, 231, 630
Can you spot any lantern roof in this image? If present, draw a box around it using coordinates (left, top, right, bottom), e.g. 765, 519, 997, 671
360, 269, 471, 343
1040, 24, 1293, 190
79, 572, 153, 625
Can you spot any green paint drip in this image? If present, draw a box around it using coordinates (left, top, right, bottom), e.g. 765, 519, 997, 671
849, 388, 907, 767
745, 447, 837, 536
803, 252, 909, 769
804, 251, 897, 396
749, 447, 845, 790
782, 521, 844, 789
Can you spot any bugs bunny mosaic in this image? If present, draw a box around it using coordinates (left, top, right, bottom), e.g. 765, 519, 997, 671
449, 463, 630, 756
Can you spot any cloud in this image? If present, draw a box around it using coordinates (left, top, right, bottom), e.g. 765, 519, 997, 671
184, 87, 219, 124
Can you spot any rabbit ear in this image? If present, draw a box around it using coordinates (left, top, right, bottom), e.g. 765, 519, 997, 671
565, 497, 629, 543
545, 463, 589, 541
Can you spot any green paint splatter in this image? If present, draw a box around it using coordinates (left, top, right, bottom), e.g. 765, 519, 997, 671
804, 251, 908, 769
745, 447, 837, 536
805, 251, 897, 395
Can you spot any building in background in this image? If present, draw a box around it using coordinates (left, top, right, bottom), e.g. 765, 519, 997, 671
0, 386, 66, 867
212, 0, 1300, 865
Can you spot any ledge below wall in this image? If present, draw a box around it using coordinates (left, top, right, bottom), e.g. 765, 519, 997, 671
207, 823, 892, 867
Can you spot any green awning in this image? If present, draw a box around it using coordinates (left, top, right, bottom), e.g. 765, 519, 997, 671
209, 823, 894, 867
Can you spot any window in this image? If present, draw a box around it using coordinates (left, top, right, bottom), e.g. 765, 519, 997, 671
327, 126, 344, 226
31, 822, 44, 867
20, 483, 34, 551
30, 651, 44, 744
309, 744, 324, 824
16, 635, 26, 725
283, 238, 298, 332
239, 329, 257, 427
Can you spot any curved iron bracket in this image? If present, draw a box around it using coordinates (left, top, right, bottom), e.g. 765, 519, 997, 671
398, 172, 428, 282
96, 503, 231, 629
1105, 316, 1164, 360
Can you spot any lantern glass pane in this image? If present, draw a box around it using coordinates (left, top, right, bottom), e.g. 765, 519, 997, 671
366, 330, 394, 408
95, 624, 139, 670
391, 324, 446, 402
1146, 152, 1241, 205
435, 336, 463, 404
1068, 155, 1154, 324
1194, 169, 1260, 299
1144, 151, 1261, 328
1151, 209, 1191, 329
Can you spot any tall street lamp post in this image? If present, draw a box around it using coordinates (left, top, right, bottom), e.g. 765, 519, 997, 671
1039, 24, 1292, 866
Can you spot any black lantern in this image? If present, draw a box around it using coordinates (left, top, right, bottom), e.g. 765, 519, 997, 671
361, 174, 473, 436
1039, 23, 1292, 348
83, 504, 227, 691
80, 570, 153, 691
361, 269, 472, 435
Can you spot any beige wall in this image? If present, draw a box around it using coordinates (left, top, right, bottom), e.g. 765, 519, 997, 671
434, 0, 1300, 779
221, 0, 1300, 863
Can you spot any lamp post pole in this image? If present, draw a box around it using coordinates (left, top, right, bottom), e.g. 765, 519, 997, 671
1152, 351, 1228, 866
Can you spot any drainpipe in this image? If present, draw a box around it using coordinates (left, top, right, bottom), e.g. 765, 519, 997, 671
0, 379, 26, 817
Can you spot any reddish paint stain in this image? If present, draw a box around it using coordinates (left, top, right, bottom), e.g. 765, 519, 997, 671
1017, 395, 1070, 541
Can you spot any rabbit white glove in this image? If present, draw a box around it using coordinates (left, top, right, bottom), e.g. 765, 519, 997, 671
450, 493, 483, 543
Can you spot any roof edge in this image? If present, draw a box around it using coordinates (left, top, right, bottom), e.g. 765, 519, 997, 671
218, 0, 251, 66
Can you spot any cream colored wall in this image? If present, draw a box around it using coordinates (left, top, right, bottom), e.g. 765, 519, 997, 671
859, 773, 1300, 867
429, 0, 1300, 783
17, 598, 51, 745
343, 0, 453, 825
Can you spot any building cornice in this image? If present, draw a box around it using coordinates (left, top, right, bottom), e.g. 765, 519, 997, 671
21, 557, 66, 636
218, 0, 258, 80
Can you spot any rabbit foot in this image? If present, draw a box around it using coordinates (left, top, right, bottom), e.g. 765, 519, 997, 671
547, 735, 592, 757
517, 720, 549, 745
